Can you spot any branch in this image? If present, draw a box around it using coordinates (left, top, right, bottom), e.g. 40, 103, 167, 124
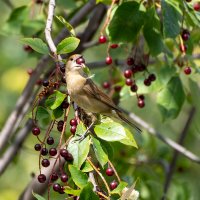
161, 108, 195, 200
2, 0, 13, 9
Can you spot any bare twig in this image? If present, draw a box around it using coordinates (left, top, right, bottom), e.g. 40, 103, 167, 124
161, 108, 195, 200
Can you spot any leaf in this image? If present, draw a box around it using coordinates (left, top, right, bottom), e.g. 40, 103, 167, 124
36, 106, 51, 127
120, 128, 138, 148
32, 191, 46, 200
157, 76, 185, 120
111, 181, 128, 195
108, 1, 145, 43
52, 107, 64, 119
64, 186, 81, 196
56, 16, 76, 36
81, 161, 93, 172
80, 182, 100, 200
69, 165, 88, 189
143, 7, 164, 56
21, 38, 49, 54
50, 90, 66, 110
94, 119, 127, 141
161, 0, 182, 38
91, 136, 108, 167
100, 140, 114, 159
67, 122, 90, 168
57, 37, 80, 54
121, 181, 139, 200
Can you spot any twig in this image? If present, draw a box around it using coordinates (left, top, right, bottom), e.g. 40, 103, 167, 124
161, 108, 195, 200
108, 159, 121, 182
2, 0, 13, 9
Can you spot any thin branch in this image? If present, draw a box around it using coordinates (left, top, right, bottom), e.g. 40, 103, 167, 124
2, 0, 14, 9
161, 108, 195, 200
108, 159, 121, 182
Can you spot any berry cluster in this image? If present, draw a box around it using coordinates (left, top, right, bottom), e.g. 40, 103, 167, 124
70, 118, 78, 134
105, 167, 118, 190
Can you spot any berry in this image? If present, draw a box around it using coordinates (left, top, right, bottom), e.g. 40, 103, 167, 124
138, 95, 145, 100
106, 56, 112, 65
194, 2, 200, 11
60, 173, 68, 182
106, 168, 114, 176
60, 65, 65, 73
59, 186, 65, 194
49, 148, 57, 156
38, 174, 46, 183
70, 126, 77, 134
148, 73, 156, 82
61, 100, 69, 109
23, 45, 33, 53
51, 172, 58, 181
125, 79, 133, 86
58, 120, 64, 126
185, 0, 192, 2
138, 99, 145, 108
110, 181, 118, 190
70, 119, 77, 126
99, 35, 107, 44
131, 65, 138, 73
60, 149, 68, 158
127, 58, 134, 66
114, 85, 122, 92
36, 0, 43, 4
57, 124, 63, 132
42, 80, 49, 87
32, 127, 40, 136
179, 44, 187, 53
41, 148, 48, 156
144, 79, 151, 86
34, 144, 41, 151
138, 64, 146, 72
53, 183, 61, 192
42, 159, 50, 167
181, 29, 190, 41
124, 69, 132, 78
64, 152, 74, 162
76, 57, 85, 65
131, 84, 138, 92
110, 44, 118, 49
184, 66, 192, 75
47, 137, 54, 145
27, 68, 34, 75
102, 81, 111, 89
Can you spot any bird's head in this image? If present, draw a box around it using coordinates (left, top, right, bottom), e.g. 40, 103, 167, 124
66, 54, 86, 73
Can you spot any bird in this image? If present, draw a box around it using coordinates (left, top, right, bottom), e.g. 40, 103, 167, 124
65, 54, 141, 137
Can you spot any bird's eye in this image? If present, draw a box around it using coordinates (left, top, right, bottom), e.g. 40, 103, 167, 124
70, 58, 73, 61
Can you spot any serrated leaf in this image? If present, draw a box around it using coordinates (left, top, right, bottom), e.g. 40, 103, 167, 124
57, 37, 80, 54
36, 106, 51, 127
21, 38, 49, 54
157, 76, 185, 120
161, 0, 182, 38
64, 186, 81, 196
111, 181, 128, 195
50, 90, 66, 110
69, 165, 88, 188
120, 128, 138, 148
80, 182, 100, 200
67, 122, 90, 168
32, 191, 46, 200
108, 1, 145, 43
91, 136, 108, 167
81, 161, 93, 173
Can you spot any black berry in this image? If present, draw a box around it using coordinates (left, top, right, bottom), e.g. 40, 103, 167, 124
131, 84, 138, 92
42, 80, 49, 87
38, 174, 46, 183
41, 148, 48, 156
127, 58, 134, 66
32, 127, 40, 136
60, 173, 68, 182
60, 149, 68, 158
110, 181, 118, 190
47, 137, 54, 145
34, 144, 41, 151
53, 183, 61, 192
42, 159, 50, 167
49, 148, 57, 156
51, 172, 59, 181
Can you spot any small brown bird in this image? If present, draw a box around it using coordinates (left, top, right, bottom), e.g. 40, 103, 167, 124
65, 54, 141, 133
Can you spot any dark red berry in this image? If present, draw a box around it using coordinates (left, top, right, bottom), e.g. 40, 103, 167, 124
34, 144, 41, 151
138, 64, 146, 72
51, 172, 58, 181
184, 67, 192, 75
32, 127, 40, 136
47, 137, 54, 145
49, 148, 57, 156
59, 186, 65, 194
99, 35, 107, 44
70, 126, 77, 134
185, 0, 192, 2
70, 119, 77, 126
60, 65, 65, 73
106, 56, 112, 65
41, 148, 48, 156
58, 120, 64, 126
144, 79, 151, 86
148, 74, 156, 82
131, 84, 138, 92
179, 44, 187, 53
194, 2, 200, 11
124, 69, 132, 78
64, 152, 73, 162
24, 45, 33, 53
127, 58, 134, 66
181, 29, 190, 41
42, 159, 50, 167
138, 95, 145, 100
60, 173, 68, 182
38, 174, 46, 183
102, 81, 111, 89
42, 80, 49, 87
110, 181, 118, 190
57, 124, 63, 132
27, 68, 34, 75
106, 168, 114, 176
125, 79, 133, 86
138, 99, 145, 108
76, 57, 85, 65
131, 65, 138, 73
60, 149, 68, 158
114, 85, 122, 92
110, 44, 118, 49
53, 183, 61, 192
61, 100, 69, 109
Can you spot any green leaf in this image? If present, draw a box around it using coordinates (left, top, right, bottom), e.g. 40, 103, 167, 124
50, 90, 66, 110
81, 161, 93, 173
32, 191, 46, 200
108, 1, 145, 43
67, 122, 90, 168
96, 0, 111, 5
143, 7, 164, 56
111, 181, 128, 195
69, 165, 88, 189
157, 76, 185, 120
161, 0, 182, 38
120, 128, 138, 148
36, 106, 51, 127
52, 107, 64, 119
80, 182, 100, 200
94, 119, 127, 141
57, 37, 80, 54
91, 136, 108, 167
56, 16, 76, 36
21, 38, 49, 54
64, 186, 81, 196
100, 140, 114, 159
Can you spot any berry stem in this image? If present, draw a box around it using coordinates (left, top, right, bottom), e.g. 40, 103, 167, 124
108, 160, 121, 182
97, 191, 110, 199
